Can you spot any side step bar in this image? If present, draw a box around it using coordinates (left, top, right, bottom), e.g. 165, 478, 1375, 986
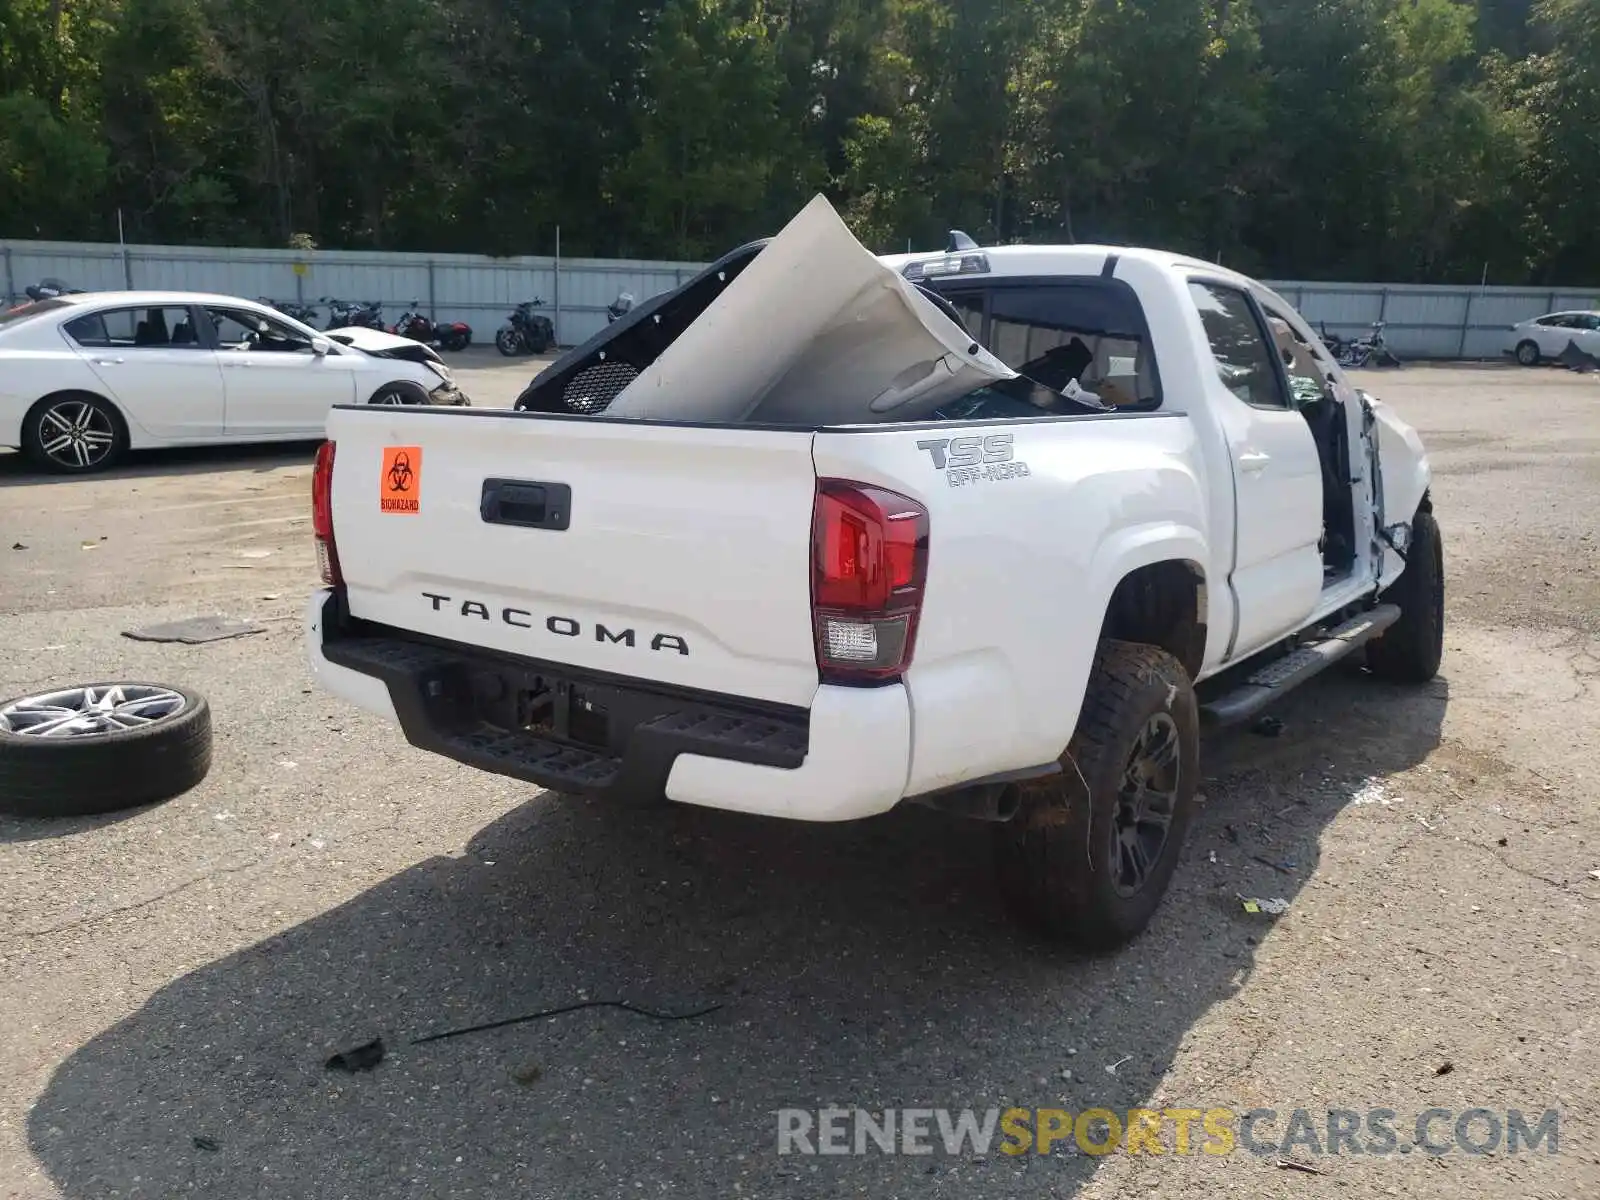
1200, 604, 1402, 728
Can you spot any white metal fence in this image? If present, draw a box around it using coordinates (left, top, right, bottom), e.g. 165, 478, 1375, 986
0, 239, 703, 349
1271, 281, 1600, 361
4, 237, 1597, 358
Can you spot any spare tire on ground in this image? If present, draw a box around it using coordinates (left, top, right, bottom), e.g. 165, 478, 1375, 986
0, 683, 212, 818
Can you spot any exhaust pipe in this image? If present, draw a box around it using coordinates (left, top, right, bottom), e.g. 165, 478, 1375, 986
910, 781, 1025, 823
906, 763, 1061, 822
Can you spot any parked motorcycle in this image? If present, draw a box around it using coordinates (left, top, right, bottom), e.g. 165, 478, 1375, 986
322, 297, 384, 330
606, 290, 635, 323
259, 297, 321, 325
1335, 320, 1402, 368
7, 279, 82, 311
495, 299, 554, 355
25, 278, 84, 301
391, 301, 472, 352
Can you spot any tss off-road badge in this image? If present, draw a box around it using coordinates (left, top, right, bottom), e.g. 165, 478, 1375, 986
917, 433, 1031, 486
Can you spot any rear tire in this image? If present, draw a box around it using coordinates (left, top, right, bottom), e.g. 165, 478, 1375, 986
994, 640, 1200, 952
1515, 340, 1540, 367
1365, 508, 1444, 683
22, 393, 128, 474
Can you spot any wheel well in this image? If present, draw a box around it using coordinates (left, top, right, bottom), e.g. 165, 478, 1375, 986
1101, 560, 1207, 678
24, 390, 130, 442
369, 379, 430, 404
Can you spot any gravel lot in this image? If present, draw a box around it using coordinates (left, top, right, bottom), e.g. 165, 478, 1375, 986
2, 358, 1596, 1199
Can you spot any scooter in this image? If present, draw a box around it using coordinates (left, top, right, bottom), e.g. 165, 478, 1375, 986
607, 290, 635, 323
495, 299, 555, 355
392, 301, 472, 352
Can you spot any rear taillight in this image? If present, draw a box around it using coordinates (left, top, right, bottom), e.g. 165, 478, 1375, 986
312, 440, 342, 586
811, 479, 929, 684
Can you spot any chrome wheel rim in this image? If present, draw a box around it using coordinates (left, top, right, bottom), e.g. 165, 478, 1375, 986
0, 685, 187, 738
38, 401, 116, 468
1110, 712, 1181, 896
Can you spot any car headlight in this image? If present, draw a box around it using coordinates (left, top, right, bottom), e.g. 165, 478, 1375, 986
426, 360, 453, 384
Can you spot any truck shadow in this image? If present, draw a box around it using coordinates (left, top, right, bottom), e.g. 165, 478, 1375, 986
27, 667, 1446, 1198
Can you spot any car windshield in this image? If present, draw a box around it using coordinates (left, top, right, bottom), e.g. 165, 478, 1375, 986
0, 297, 73, 327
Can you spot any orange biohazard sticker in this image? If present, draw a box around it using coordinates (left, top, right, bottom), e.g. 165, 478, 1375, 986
380, 446, 422, 514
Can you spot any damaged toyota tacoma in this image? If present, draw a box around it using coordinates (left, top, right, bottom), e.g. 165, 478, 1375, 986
304, 196, 1441, 950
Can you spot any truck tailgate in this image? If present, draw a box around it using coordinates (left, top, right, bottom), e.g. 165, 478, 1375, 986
325, 408, 822, 707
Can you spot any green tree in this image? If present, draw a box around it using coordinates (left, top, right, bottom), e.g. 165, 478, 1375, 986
609, 0, 814, 258
1513, 0, 1600, 282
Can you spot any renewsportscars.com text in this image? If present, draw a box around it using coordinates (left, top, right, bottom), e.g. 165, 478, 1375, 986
776, 1106, 1560, 1158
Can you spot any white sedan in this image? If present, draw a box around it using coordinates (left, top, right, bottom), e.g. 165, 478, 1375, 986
0, 291, 468, 472
1505, 310, 1600, 366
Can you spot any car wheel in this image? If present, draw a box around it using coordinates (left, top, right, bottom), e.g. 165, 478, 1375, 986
0, 683, 212, 817
495, 328, 521, 356
1365, 508, 1444, 683
993, 640, 1200, 951
1514, 340, 1540, 367
22, 393, 127, 474
369, 381, 431, 406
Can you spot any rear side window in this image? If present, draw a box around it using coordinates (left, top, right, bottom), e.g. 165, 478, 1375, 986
64, 306, 202, 348
1187, 282, 1290, 410
934, 280, 1161, 410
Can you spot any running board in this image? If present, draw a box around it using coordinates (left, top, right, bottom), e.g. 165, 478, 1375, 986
1200, 604, 1402, 728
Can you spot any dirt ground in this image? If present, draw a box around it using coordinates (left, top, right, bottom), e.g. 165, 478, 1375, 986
0, 360, 1596, 1199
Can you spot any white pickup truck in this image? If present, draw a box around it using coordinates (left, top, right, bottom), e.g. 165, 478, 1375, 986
305, 199, 1441, 950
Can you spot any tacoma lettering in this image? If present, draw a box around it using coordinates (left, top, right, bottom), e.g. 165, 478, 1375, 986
419, 593, 689, 655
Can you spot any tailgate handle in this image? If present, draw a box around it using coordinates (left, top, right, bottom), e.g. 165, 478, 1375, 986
480, 478, 571, 530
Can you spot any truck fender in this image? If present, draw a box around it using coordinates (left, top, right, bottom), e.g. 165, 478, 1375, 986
1365, 393, 1431, 590
1370, 397, 1430, 526
1038, 523, 1212, 755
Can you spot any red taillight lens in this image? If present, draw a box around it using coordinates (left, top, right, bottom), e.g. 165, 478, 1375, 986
312, 440, 342, 586
811, 479, 929, 684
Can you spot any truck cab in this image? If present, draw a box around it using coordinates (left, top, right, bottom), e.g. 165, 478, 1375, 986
889, 243, 1429, 669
